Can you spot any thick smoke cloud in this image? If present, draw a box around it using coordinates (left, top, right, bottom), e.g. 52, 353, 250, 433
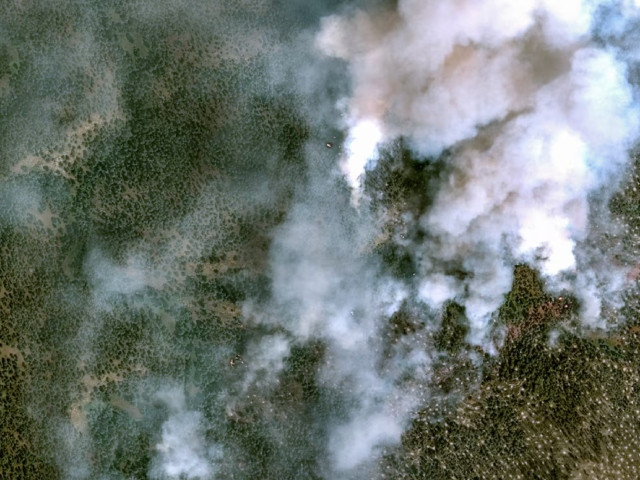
231, 0, 640, 474
316, 0, 640, 342
3, 1, 640, 479
226, 0, 640, 475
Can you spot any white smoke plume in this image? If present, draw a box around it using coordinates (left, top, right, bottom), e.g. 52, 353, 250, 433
150, 387, 222, 480
132, 1, 640, 477
238, 141, 434, 478
317, 0, 640, 341
17, 1, 639, 478
231, 0, 640, 475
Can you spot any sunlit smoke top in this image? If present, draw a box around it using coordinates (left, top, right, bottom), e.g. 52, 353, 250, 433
9, 1, 640, 479
341, 118, 383, 204
317, 0, 640, 342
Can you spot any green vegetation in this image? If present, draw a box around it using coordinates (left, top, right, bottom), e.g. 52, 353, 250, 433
387, 264, 640, 480
2, 2, 640, 479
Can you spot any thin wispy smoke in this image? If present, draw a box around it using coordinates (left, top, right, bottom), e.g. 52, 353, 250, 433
241, 144, 425, 476
150, 387, 222, 480
233, 0, 640, 474
5, 1, 640, 479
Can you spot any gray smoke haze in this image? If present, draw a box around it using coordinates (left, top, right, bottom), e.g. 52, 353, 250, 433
3, 1, 640, 479
232, 0, 640, 474
241, 143, 427, 476
185, 0, 640, 475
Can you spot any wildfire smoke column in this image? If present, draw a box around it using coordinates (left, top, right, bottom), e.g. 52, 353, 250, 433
316, 0, 640, 342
